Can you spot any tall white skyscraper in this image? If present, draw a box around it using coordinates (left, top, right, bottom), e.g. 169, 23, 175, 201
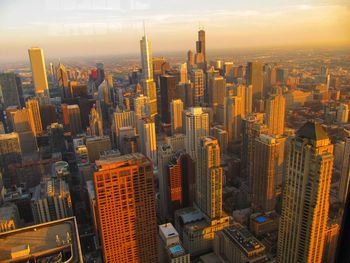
277, 122, 333, 263
28, 47, 49, 102
140, 35, 153, 81
184, 107, 209, 160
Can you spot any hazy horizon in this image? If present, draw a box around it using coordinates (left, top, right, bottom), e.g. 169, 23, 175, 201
1, 0, 349, 63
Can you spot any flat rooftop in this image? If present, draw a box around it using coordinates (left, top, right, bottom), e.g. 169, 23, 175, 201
223, 224, 265, 254
0, 217, 83, 262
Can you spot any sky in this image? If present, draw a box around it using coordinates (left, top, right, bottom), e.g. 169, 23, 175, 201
0, 0, 349, 62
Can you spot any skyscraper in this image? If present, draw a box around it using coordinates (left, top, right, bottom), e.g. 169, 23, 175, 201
139, 119, 157, 164
187, 49, 194, 68
56, 62, 69, 98
190, 69, 205, 106
339, 137, 350, 203
31, 178, 72, 224
26, 98, 42, 136
277, 122, 333, 263
134, 94, 150, 120
0, 73, 22, 109
184, 107, 209, 160
180, 63, 188, 83
196, 137, 222, 219
93, 153, 158, 262
113, 110, 136, 148
246, 61, 263, 100
140, 34, 153, 81
170, 99, 184, 134
158, 144, 174, 220
224, 95, 243, 144
251, 134, 279, 212
265, 91, 286, 136
143, 79, 157, 119
160, 75, 177, 124
195, 29, 206, 66
88, 104, 103, 137
28, 47, 49, 101
0, 133, 22, 187
67, 105, 82, 136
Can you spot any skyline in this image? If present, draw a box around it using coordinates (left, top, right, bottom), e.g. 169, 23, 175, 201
1, 0, 350, 62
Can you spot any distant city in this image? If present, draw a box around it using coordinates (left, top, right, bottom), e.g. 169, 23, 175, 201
0, 13, 350, 263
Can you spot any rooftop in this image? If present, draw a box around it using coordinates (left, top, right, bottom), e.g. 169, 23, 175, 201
159, 223, 179, 242
0, 217, 82, 262
222, 224, 265, 254
296, 121, 329, 141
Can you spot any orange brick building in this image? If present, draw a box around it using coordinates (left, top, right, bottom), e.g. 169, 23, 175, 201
93, 153, 158, 262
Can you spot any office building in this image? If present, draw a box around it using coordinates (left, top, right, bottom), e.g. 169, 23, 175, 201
184, 107, 209, 160
134, 94, 150, 119
158, 144, 175, 220
31, 178, 73, 224
225, 95, 243, 143
251, 134, 279, 212
139, 119, 157, 164
67, 104, 82, 136
0, 73, 22, 109
26, 98, 43, 136
140, 34, 153, 81
143, 79, 158, 119
195, 29, 206, 67
0, 217, 83, 262
88, 103, 103, 136
337, 103, 349, 124
57, 62, 69, 98
93, 153, 158, 262
39, 104, 57, 129
113, 110, 136, 147
0, 204, 20, 233
28, 47, 49, 101
86, 136, 111, 163
118, 126, 138, 154
48, 123, 66, 152
8, 109, 38, 154
265, 92, 285, 136
158, 223, 190, 263
191, 69, 205, 106
277, 122, 334, 263
196, 137, 223, 219
211, 125, 228, 155
246, 61, 263, 100
213, 223, 268, 263
339, 137, 350, 203
187, 50, 194, 67
170, 99, 184, 134
180, 63, 188, 83
160, 75, 177, 124
165, 133, 186, 152
323, 222, 339, 263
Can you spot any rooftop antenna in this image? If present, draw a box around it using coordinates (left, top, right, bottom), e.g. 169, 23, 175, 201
143, 20, 146, 36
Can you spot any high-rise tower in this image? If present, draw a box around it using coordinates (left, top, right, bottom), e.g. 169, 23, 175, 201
94, 153, 158, 262
26, 98, 42, 136
184, 107, 209, 160
277, 122, 333, 263
196, 137, 223, 219
265, 91, 286, 136
28, 48, 49, 102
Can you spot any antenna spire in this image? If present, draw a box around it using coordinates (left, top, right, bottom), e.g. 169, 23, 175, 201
143, 20, 146, 36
